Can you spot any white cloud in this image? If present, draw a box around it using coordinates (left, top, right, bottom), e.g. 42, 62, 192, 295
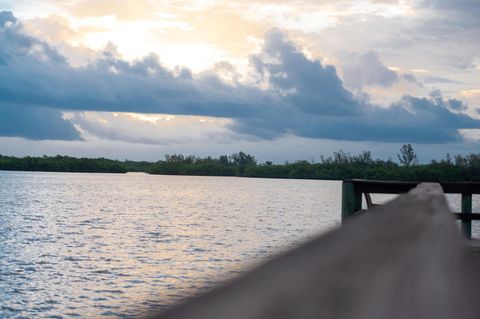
65, 111, 237, 145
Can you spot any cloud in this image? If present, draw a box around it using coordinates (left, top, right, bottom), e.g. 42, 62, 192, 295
230, 94, 479, 143
339, 50, 399, 89
338, 50, 420, 89
0, 11, 82, 140
66, 112, 235, 145
232, 30, 479, 143
0, 105, 81, 140
423, 76, 463, 84
250, 29, 361, 116
61, 0, 160, 20
420, 0, 480, 27
405, 0, 480, 71
0, 14, 278, 118
0, 12, 479, 145
429, 89, 468, 111
0, 11, 16, 28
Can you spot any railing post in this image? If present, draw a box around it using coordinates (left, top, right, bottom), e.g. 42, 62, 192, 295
461, 193, 472, 239
342, 181, 362, 223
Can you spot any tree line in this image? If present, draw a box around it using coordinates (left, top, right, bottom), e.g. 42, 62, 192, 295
147, 146, 480, 182
0, 155, 129, 173
2, 145, 480, 182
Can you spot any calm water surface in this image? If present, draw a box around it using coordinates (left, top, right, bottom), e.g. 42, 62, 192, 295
0, 172, 343, 318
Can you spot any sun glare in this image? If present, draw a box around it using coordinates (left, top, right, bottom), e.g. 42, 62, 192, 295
67, 13, 231, 71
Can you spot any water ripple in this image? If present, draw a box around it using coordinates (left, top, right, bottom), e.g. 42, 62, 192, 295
0, 171, 344, 318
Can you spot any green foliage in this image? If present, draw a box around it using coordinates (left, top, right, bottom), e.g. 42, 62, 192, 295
146, 152, 249, 176
398, 144, 418, 166
122, 160, 154, 172
245, 151, 480, 182
3, 149, 480, 182
0, 155, 129, 173
146, 150, 480, 182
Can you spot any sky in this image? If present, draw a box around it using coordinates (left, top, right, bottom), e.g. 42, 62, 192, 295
0, 0, 479, 162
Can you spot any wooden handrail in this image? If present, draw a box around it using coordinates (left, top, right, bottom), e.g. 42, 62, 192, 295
343, 179, 480, 194
342, 179, 477, 238
151, 183, 480, 319
455, 213, 480, 220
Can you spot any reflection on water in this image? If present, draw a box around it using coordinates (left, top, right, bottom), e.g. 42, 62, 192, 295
0, 172, 341, 318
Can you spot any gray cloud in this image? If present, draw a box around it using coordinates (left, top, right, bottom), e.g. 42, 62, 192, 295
250, 30, 361, 116
420, 0, 480, 27
0, 12, 478, 145
429, 89, 468, 111
307, 0, 479, 78
0, 11, 81, 140
0, 105, 81, 140
230, 94, 478, 143
230, 30, 478, 143
411, 0, 480, 71
338, 50, 421, 89
423, 76, 463, 84
0, 11, 16, 28
339, 50, 399, 89
0, 20, 274, 118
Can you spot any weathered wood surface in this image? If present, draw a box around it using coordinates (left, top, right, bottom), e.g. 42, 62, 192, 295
467, 241, 480, 269
151, 183, 480, 319
462, 193, 473, 239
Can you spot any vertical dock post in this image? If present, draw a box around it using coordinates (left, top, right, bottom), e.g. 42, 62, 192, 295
461, 193, 472, 239
342, 181, 362, 223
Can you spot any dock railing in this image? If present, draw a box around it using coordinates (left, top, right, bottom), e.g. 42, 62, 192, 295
152, 182, 480, 319
342, 179, 480, 238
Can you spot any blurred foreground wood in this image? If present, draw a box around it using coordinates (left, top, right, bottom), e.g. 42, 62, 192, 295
152, 183, 480, 319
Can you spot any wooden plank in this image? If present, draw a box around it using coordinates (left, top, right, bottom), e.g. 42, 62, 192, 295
347, 179, 419, 194
462, 194, 473, 239
442, 183, 480, 194
454, 212, 480, 221
151, 184, 480, 319
345, 179, 480, 194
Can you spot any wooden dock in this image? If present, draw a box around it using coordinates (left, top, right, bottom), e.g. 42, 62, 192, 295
342, 179, 480, 238
151, 181, 480, 319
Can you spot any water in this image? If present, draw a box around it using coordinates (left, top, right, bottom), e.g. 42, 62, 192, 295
0, 171, 342, 318
2, 172, 479, 318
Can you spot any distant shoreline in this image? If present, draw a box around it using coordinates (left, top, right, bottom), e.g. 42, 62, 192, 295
2, 150, 480, 182
0, 169, 338, 182
0, 168, 129, 174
